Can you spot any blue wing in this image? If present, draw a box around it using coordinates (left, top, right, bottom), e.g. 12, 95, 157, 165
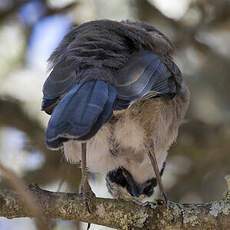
115, 50, 177, 102
45, 80, 117, 149
42, 51, 179, 149
114, 51, 178, 110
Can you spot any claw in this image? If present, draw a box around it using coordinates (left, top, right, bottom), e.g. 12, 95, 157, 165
143, 201, 157, 209
79, 177, 96, 213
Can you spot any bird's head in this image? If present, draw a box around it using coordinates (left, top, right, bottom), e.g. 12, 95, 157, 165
106, 167, 157, 200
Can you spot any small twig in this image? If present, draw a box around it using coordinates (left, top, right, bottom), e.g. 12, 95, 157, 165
45, 2, 78, 16
225, 175, 230, 191
0, 162, 50, 230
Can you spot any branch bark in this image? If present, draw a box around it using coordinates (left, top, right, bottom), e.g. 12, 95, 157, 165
1, 185, 230, 230
0, 163, 49, 230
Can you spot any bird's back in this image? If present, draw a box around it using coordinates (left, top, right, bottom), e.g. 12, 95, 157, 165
42, 19, 190, 199
43, 20, 177, 101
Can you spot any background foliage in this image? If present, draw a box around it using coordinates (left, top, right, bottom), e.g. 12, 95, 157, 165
0, 0, 230, 229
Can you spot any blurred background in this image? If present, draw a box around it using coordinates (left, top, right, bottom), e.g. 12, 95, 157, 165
0, 0, 230, 229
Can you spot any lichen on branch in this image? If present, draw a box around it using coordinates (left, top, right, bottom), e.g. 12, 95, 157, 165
0, 185, 230, 229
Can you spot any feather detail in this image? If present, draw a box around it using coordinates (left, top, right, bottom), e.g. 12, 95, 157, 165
46, 80, 117, 149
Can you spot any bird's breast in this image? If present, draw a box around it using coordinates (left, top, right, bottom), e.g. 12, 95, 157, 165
63, 113, 148, 173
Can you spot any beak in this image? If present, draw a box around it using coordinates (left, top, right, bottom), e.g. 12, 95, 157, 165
107, 167, 144, 197
129, 186, 141, 197
121, 168, 141, 197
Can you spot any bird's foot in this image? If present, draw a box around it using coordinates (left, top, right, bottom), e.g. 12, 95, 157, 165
140, 198, 168, 209
142, 197, 168, 209
79, 177, 96, 213
160, 192, 168, 206
142, 201, 158, 209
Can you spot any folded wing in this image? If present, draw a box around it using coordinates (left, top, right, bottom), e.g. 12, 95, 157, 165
45, 80, 117, 149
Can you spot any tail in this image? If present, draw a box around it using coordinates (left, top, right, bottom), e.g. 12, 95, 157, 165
46, 80, 117, 149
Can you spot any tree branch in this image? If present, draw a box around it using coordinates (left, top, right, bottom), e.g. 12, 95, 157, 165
0, 0, 29, 21
1, 185, 230, 229
0, 163, 49, 230
0, 0, 78, 22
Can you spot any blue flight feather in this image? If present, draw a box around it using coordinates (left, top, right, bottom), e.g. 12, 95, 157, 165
46, 80, 117, 149
79, 84, 117, 140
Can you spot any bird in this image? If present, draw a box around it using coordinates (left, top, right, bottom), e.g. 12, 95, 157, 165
42, 20, 190, 205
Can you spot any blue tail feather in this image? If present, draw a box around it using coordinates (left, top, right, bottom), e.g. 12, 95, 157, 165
79, 84, 117, 140
46, 80, 117, 149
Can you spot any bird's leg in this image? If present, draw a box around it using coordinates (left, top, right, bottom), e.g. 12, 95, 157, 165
79, 142, 96, 213
147, 148, 168, 205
